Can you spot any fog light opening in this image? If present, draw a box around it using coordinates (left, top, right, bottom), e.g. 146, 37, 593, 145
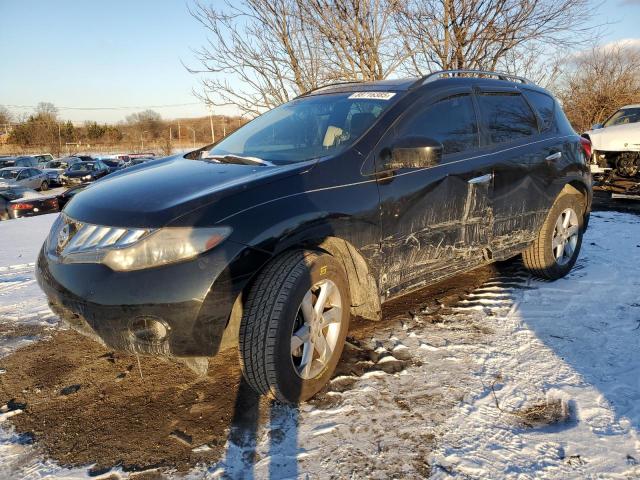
129, 316, 170, 344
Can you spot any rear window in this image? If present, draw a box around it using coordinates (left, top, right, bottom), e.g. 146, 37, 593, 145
523, 90, 555, 132
477, 93, 538, 144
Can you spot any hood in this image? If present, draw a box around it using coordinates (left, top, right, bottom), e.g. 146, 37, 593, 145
43, 168, 63, 174
585, 122, 640, 152
64, 155, 310, 227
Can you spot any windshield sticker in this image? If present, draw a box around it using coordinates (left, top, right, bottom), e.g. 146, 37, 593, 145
348, 92, 396, 100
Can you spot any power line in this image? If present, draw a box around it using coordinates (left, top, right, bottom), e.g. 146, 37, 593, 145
1, 102, 203, 111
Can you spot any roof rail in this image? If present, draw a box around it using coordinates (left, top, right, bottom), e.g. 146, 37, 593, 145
420, 69, 530, 85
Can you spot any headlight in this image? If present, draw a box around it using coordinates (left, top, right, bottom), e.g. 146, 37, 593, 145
102, 226, 232, 271
82, 175, 91, 181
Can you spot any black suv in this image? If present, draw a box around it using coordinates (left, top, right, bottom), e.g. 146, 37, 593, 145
37, 70, 592, 403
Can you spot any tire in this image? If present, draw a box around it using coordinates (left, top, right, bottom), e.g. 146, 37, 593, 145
239, 249, 351, 403
522, 191, 585, 280
40, 181, 49, 191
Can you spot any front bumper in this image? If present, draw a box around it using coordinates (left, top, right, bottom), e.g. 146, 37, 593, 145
36, 239, 265, 358
62, 177, 85, 186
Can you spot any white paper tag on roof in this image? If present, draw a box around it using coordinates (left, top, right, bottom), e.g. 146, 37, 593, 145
348, 92, 396, 100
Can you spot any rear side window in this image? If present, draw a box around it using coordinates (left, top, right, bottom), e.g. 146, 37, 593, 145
477, 93, 538, 144
523, 90, 555, 132
397, 94, 478, 155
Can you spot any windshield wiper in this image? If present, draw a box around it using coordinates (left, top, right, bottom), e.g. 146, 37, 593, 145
207, 154, 275, 167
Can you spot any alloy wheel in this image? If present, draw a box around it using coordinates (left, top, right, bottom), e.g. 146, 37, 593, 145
552, 207, 579, 266
291, 279, 343, 380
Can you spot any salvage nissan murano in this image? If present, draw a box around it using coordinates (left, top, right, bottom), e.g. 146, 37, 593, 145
37, 70, 592, 403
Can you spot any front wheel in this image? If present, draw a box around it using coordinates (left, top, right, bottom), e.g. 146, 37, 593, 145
40, 181, 49, 191
522, 191, 585, 280
239, 250, 350, 403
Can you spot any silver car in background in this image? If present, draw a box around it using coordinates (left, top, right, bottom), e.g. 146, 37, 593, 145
0, 167, 50, 191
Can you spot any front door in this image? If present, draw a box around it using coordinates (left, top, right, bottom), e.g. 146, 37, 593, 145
374, 89, 494, 298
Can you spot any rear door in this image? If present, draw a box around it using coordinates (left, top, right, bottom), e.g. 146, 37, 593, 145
474, 89, 547, 256
374, 88, 494, 297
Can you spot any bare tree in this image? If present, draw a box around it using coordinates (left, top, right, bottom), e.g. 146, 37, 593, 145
295, 0, 406, 82
35, 102, 58, 121
391, 0, 599, 76
126, 110, 164, 139
0, 106, 12, 125
555, 42, 640, 132
188, 0, 326, 116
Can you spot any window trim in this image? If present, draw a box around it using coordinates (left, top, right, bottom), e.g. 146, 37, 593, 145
521, 88, 557, 134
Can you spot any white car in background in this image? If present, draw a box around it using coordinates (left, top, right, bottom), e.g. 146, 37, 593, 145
583, 104, 640, 177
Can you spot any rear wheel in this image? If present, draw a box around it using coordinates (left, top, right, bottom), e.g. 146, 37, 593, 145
522, 191, 585, 280
239, 250, 350, 403
40, 181, 49, 191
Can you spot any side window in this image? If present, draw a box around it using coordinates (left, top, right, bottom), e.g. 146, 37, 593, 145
17, 170, 27, 180
477, 93, 538, 144
523, 90, 556, 132
397, 94, 478, 155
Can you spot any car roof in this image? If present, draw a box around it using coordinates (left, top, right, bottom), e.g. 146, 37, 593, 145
621, 104, 640, 109
0, 166, 29, 171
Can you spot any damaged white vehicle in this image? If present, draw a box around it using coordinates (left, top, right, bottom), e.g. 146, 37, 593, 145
583, 104, 640, 177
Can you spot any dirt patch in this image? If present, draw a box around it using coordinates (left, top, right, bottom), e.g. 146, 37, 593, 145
0, 263, 500, 474
0, 331, 269, 473
513, 398, 571, 428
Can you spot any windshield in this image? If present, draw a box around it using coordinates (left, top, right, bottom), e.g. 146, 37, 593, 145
207, 92, 397, 164
70, 162, 94, 171
0, 159, 16, 168
46, 160, 65, 168
604, 107, 640, 127
0, 170, 19, 180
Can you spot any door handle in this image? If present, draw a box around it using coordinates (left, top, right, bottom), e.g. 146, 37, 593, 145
545, 151, 562, 161
468, 173, 494, 184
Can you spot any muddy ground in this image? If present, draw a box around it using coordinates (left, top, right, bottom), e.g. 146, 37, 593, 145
0, 262, 499, 476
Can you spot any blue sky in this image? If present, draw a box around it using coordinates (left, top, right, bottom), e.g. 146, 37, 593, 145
0, 0, 638, 124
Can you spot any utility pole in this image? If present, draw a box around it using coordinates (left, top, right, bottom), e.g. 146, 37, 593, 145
169, 126, 172, 140
178, 122, 181, 143
188, 127, 196, 149
209, 113, 215, 143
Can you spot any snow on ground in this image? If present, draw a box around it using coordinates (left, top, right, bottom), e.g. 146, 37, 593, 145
429, 211, 640, 478
0, 215, 58, 355
0, 211, 639, 478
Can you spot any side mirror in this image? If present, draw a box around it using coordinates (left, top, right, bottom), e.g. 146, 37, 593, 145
378, 136, 443, 171
591, 123, 603, 130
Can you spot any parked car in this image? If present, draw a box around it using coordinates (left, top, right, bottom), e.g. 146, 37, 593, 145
60, 160, 110, 185
34, 153, 55, 165
0, 156, 39, 168
8, 195, 59, 219
0, 186, 49, 220
123, 157, 155, 168
0, 167, 50, 190
40, 157, 82, 186
98, 158, 125, 173
583, 104, 640, 177
37, 70, 592, 403
56, 184, 86, 209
